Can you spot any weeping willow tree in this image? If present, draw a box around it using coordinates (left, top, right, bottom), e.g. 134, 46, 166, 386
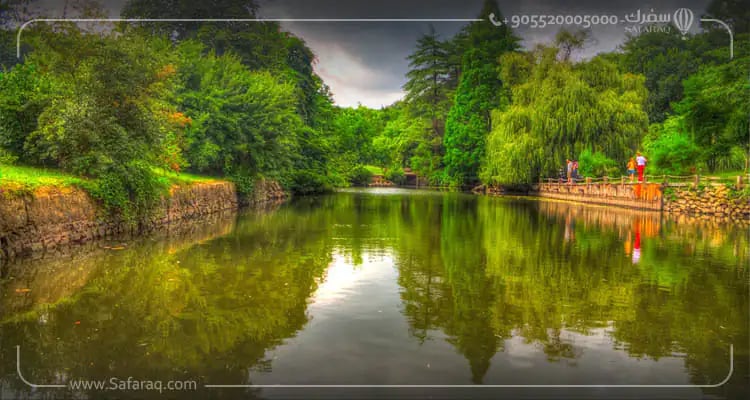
481, 45, 648, 184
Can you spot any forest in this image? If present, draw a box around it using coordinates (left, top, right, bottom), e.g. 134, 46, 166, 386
0, 0, 748, 221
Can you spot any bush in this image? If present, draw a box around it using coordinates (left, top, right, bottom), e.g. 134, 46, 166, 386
385, 167, 407, 185
644, 117, 701, 175
643, 117, 702, 175
578, 149, 618, 177
0, 149, 18, 164
349, 165, 373, 186
288, 170, 333, 195
0, 63, 54, 162
229, 172, 256, 198
83, 161, 169, 225
648, 133, 700, 175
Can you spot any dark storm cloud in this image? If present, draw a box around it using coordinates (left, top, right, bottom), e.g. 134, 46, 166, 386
34, 0, 714, 106
257, 0, 711, 106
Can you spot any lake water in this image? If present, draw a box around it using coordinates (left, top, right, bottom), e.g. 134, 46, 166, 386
1, 188, 748, 399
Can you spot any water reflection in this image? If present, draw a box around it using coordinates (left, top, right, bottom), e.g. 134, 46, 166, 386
0, 189, 747, 398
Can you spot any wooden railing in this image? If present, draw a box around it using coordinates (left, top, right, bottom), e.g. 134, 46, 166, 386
544, 173, 749, 188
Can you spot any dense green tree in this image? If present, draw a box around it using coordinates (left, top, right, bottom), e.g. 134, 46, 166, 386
675, 52, 750, 172
122, 0, 326, 128
482, 46, 648, 184
175, 40, 301, 182
121, 0, 294, 73
0, 62, 54, 162
327, 106, 385, 183
22, 31, 177, 176
619, 29, 698, 123
403, 26, 453, 138
643, 116, 702, 175
442, 0, 519, 186
0, 26, 186, 221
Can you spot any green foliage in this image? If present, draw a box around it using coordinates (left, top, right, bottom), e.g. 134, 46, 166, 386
643, 117, 701, 175
0, 149, 17, 164
675, 53, 750, 172
481, 112, 541, 185
443, 0, 520, 186
229, 171, 256, 198
121, 0, 287, 72
385, 167, 407, 186
175, 41, 301, 179
0, 63, 54, 161
20, 31, 179, 178
0, 28, 185, 222
482, 47, 648, 184
363, 165, 385, 176
288, 170, 333, 195
443, 58, 494, 185
329, 106, 385, 179
349, 165, 373, 186
1, 0, 745, 208
577, 149, 618, 177
83, 161, 169, 224
619, 29, 698, 122
403, 26, 453, 139
365, 101, 445, 184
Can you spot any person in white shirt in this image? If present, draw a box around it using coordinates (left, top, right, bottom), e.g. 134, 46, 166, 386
635, 152, 647, 182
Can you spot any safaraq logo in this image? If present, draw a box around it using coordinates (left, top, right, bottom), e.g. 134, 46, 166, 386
673, 8, 694, 38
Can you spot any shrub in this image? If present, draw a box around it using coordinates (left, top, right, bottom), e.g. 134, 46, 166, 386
349, 165, 373, 186
229, 172, 256, 198
288, 170, 333, 195
0, 149, 18, 164
578, 149, 618, 177
385, 167, 407, 185
644, 117, 701, 175
0, 63, 54, 162
83, 161, 169, 225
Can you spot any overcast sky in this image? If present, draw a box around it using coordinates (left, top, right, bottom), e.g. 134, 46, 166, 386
33, 0, 713, 107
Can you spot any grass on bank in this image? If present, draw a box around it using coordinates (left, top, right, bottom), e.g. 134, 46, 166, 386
0, 164, 86, 191
0, 164, 219, 193
708, 169, 749, 179
364, 165, 384, 176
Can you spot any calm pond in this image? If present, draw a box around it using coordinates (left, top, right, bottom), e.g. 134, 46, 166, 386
1, 188, 748, 399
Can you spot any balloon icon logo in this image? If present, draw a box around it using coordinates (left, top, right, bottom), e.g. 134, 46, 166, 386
673, 8, 694, 38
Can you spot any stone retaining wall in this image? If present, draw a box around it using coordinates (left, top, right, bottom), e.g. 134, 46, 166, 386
484, 181, 749, 222
663, 185, 750, 222
535, 182, 663, 211
0, 179, 287, 263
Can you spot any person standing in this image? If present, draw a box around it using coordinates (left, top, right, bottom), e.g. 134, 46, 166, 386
566, 159, 573, 184
626, 157, 636, 183
636, 152, 647, 182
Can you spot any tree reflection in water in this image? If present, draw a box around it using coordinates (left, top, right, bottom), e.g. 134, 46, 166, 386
0, 190, 747, 398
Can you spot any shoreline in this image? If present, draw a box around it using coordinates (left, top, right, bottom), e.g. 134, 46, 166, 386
475, 182, 750, 224
2, 182, 746, 266
0, 179, 287, 266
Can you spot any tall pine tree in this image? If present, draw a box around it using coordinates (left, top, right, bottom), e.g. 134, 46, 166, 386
403, 25, 453, 138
